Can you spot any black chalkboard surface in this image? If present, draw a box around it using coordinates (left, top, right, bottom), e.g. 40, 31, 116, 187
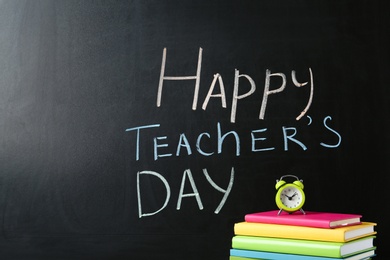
0, 0, 389, 259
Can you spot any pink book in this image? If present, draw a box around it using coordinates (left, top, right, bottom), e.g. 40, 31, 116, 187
245, 210, 362, 228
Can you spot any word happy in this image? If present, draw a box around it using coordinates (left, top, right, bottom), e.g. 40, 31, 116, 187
157, 47, 314, 123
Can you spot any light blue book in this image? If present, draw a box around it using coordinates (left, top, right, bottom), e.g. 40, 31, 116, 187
230, 248, 376, 260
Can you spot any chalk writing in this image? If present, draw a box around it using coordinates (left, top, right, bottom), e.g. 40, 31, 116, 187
157, 47, 313, 123
128, 47, 342, 218
157, 48, 202, 110
137, 170, 171, 218
320, 116, 342, 148
125, 119, 341, 161
137, 167, 235, 218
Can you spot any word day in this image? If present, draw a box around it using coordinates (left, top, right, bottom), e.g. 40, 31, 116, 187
137, 167, 234, 218
157, 47, 314, 123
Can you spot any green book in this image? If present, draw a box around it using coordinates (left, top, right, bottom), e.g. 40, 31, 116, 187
231, 235, 375, 258
230, 256, 257, 260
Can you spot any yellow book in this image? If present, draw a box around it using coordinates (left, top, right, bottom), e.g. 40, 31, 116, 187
234, 221, 376, 242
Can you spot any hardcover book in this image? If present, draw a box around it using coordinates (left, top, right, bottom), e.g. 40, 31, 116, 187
234, 221, 376, 242
245, 210, 361, 228
230, 248, 376, 260
231, 235, 375, 258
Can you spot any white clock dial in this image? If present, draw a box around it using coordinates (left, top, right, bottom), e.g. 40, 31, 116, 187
280, 187, 303, 209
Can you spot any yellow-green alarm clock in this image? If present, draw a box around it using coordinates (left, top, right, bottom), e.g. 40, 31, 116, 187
275, 175, 306, 215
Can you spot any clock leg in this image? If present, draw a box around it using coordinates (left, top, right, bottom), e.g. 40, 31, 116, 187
300, 208, 306, 215
277, 209, 283, 215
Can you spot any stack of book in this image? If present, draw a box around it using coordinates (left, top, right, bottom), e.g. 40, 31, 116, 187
230, 210, 377, 260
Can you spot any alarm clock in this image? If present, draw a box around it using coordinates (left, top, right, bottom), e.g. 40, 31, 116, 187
275, 175, 306, 215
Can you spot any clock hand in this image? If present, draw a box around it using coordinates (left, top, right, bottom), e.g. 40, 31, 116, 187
282, 194, 293, 200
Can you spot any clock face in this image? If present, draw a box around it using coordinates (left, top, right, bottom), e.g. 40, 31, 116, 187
279, 185, 304, 210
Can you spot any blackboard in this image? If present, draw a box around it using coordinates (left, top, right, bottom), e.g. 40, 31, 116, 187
0, 0, 389, 259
